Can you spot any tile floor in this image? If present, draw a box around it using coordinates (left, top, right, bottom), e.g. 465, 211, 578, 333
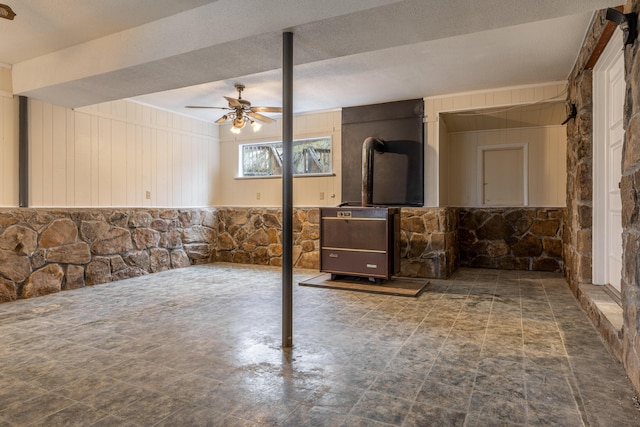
0, 263, 639, 426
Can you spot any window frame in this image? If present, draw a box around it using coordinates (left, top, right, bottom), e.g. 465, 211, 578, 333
236, 136, 334, 179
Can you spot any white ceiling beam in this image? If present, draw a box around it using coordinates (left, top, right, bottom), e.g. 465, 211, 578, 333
12, 0, 620, 108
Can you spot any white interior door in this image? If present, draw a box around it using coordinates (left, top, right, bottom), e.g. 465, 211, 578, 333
479, 143, 528, 206
594, 29, 624, 292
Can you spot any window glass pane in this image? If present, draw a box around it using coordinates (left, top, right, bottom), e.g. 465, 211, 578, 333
240, 137, 331, 177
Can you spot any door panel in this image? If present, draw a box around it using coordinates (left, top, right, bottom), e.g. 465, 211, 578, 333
606, 57, 624, 292
594, 28, 625, 293
482, 147, 524, 206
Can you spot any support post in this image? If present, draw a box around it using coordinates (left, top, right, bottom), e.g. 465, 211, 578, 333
282, 31, 293, 348
18, 96, 28, 207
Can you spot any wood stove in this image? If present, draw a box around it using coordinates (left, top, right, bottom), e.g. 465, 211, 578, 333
320, 207, 400, 280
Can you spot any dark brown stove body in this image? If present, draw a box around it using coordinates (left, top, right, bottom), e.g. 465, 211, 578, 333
320, 207, 400, 280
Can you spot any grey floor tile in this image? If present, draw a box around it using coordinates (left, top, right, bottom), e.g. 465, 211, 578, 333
310, 384, 367, 415
27, 402, 108, 427
467, 390, 528, 425
88, 414, 139, 427
115, 390, 187, 425
152, 404, 235, 426
404, 402, 466, 427
414, 379, 472, 410
526, 401, 585, 427
0, 265, 637, 426
349, 390, 413, 425
0, 392, 75, 426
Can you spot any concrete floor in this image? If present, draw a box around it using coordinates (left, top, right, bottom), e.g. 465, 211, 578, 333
0, 263, 638, 426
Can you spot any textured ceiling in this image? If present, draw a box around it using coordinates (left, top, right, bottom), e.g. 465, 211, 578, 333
1, 0, 622, 120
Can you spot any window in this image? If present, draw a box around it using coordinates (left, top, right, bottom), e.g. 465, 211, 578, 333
239, 137, 332, 177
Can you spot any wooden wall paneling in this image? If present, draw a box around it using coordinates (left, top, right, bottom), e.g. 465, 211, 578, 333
141, 126, 151, 207
97, 117, 112, 206
125, 123, 136, 206
22, 98, 217, 208
0, 97, 5, 204
0, 97, 4, 204
111, 120, 127, 206
193, 137, 203, 205
51, 105, 67, 206
29, 100, 43, 206
172, 134, 183, 206
446, 126, 566, 207
166, 133, 175, 207
557, 127, 567, 205
89, 115, 99, 206
74, 112, 91, 206
65, 108, 75, 206
42, 102, 54, 206
183, 134, 193, 205
439, 119, 449, 206
0, 95, 17, 206
527, 129, 541, 206
0, 67, 11, 94
156, 129, 168, 206
133, 125, 142, 206
150, 128, 158, 207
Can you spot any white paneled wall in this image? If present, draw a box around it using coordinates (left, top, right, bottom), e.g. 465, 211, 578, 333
425, 82, 567, 206
0, 66, 11, 95
0, 66, 17, 206
446, 126, 566, 207
27, 99, 219, 207
0, 94, 18, 207
217, 110, 341, 207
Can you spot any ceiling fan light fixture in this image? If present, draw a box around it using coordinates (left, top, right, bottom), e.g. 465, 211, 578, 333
186, 83, 281, 133
232, 117, 246, 129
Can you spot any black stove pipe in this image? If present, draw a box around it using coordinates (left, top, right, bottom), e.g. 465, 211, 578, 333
361, 137, 385, 206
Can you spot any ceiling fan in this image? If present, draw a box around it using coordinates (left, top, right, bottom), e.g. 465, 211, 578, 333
186, 84, 282, 133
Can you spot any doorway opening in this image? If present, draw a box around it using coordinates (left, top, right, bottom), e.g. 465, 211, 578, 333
593, 29, 624, 295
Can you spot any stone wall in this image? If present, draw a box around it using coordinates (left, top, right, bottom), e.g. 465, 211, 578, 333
0, 208, 216, 303
215, 207, 458, 279
458, 208, 564, 272
0, 205, 564, 305
564, 10, 607, 294
215, 207, 319, 269
399, 208, 458, 278
566, 1, 640, 394
620, 0, 640, 395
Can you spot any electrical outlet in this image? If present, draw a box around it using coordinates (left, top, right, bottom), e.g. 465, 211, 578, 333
256, 192, 261, 200
145, 191, 151, 199
320, 192, 325, 200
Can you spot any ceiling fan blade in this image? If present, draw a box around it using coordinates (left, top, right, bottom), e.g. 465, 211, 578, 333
185, 105, 230, 110
247, 111, 275, 123
224, 96, 251, 108
215, 115, 230, 124
251, 106, 282, 113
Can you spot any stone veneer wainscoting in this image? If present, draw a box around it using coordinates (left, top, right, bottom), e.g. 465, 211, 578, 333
398, 208, 458, 279
458, 208, 564, 272
214, 207, 458, 279
1, 206, 566, 305
215, 208, 320, 268
0, 208, 217, 303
